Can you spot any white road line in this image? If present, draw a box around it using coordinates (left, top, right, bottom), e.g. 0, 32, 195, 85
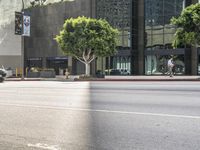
0, 102, 200, 119
27, 143, 60, 150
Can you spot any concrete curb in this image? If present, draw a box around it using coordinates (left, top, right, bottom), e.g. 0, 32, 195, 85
5, 76, 200, 82
5, 78, 41, 81
74, 79, 200, 82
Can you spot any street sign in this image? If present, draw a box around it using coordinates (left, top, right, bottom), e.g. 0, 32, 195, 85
15, 12, 23, 35
23, 15, 30, 37
15, 12, 31, 36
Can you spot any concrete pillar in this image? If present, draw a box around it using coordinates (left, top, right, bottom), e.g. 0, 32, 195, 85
68, 56, 73, 74
191, 46, 198, 75
131, 0, 138, 75
138, 0, 145, 75
184, 48, 191, 75
131, 0, 145, 75
90, 60, 96, 75
91, 0, 96, 18
42, 57, 46, 68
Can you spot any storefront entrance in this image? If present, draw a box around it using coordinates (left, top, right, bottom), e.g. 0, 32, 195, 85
145, 49, 185, 75
27, 57, 43, 68
46, 57, 68, 75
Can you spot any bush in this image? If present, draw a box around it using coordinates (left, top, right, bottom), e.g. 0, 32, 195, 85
30, 67, 41, 72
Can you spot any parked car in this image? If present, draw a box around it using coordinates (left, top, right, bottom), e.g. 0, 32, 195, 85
95, 70, 105, 78
110, 69, 121, 75
5, 67, 13, 77
198, 66, 200, 74
120, 69, 130, 75
110, 69, 130, 75
0, 68, 7, 82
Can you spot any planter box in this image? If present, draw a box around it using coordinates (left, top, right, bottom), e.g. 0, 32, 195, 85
40, 70, 55, 78
27, 72, 40, 78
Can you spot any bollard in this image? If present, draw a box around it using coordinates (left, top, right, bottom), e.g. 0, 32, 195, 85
16, 68, 18, 77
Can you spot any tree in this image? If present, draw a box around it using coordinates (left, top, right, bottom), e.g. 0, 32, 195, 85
30, 0, 47, 6
30, 0, 77, 7
171, 3, 200, 48
55, 16, 118, 76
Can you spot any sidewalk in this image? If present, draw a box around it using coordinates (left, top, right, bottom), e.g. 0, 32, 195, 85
104, 75, 200, 81
5, 75, 200, 82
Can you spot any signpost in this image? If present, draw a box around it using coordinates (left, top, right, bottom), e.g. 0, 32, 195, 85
15, 0, 30, 80
15, 12, 23, 35
23, 15, 31, 37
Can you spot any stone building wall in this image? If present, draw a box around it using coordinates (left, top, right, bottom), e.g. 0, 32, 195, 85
25, 0, 95, 74
0, 0, 29, 69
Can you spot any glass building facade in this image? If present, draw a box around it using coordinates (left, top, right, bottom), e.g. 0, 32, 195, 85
95, 0, 199, 76
145, 0, 186, 75
96, 0, 132, 75
22, 0, 199, 76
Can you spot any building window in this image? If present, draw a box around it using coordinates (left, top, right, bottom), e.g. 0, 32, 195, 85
27, 57, 43, 68
145, 0, 185, 75
96, 0, 131, 48
145, 54, 185, 75
110, 56, 131, 75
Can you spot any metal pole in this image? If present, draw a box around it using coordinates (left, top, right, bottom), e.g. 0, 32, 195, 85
21, 33, 24, 80
21, 0, 24, 80
21, 0, 24, 11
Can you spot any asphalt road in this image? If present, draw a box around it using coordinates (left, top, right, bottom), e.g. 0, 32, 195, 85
0, 81, 200, 150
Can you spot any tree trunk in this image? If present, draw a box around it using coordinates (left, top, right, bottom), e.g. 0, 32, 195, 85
85, 63, 90, 76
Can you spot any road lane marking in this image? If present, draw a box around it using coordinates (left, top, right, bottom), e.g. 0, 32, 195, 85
1, 102, 200, 120
27, 143, 60, 150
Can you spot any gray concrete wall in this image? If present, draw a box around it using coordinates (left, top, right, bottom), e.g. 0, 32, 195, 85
0, 56, 21, 69
0, 0, 28, 69
0, 0, 32, 70
25, 0, 94, 58
25, 0, 94, 74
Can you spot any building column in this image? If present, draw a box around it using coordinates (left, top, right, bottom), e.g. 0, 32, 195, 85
91, 0, 96, 18
138, 0, 145, 75
131, 0, 144, 75
191, 46, 198, 75
68, 56, 73, 74
42, 57, 46, 68
188, 0, 198, 75
90, 60, 96, 75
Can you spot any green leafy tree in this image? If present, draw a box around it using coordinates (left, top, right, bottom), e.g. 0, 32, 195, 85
55, 16, 118, 76
30, 0, 74, 6
171, 3, 200, 48
30, 0, 46, 6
